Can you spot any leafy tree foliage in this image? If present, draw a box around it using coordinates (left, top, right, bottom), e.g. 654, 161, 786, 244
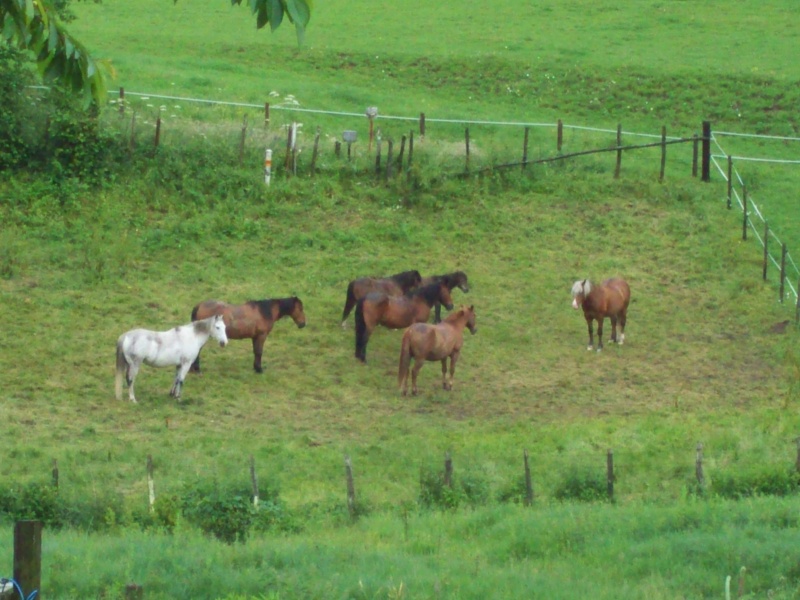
0, 0, 312, 104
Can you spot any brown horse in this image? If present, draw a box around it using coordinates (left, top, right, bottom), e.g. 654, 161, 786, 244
398, 305, 477, 396
354, 282, 454, 363
420, 271, 470, 323
190, 297, 306, 373
571, 278, 630, 351
341, 270, 422, 327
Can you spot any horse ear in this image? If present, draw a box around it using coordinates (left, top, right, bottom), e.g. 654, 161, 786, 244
469, 305, 474, 311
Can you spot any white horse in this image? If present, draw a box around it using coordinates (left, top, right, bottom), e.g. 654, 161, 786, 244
115, 314, 228, 403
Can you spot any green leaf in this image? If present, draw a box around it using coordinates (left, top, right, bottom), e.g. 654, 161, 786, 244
256, 2, 268, 29
266, 0, 282, 32
285, 0, 310, 28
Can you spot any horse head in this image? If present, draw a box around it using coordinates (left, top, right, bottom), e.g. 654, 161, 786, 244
571, 279, 592, 309
212, 314, 229, 347
453, 271, 470, 293
290, 297, 307, 328
465, 305, 477, 334
438, 282, 454, 311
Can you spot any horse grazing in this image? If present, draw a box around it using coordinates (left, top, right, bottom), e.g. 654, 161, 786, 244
398, 305, 477, 396
115, 314, 228, 403
341, 270, 422, 327
354, 282, 454, 363
190, 296, 306, 373
571, 278, 630, 351
420, 271, 470, 323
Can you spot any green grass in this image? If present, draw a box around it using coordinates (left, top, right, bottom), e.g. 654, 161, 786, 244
2, 1, 800, 598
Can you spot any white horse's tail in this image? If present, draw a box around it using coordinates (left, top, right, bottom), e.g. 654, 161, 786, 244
115, 338, 128, 400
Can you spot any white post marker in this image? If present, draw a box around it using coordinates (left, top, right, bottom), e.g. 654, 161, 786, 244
264, 148, 272, 185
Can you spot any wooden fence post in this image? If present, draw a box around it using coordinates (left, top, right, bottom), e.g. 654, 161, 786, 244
557, 119, 563, 153
742, 185, 748, 241
154, 115, 162, 149
796, 278, 800, 324
284, 123, 293, 172
264, 102, 270, 128
147, 454, 155, 513
727, 156, 733, 209
407, 131, 414, 172
397, 135, 406, 169
606, 449, 615, 501
763, 221, 769, 281
695, 443, 705, 489
444, 453, 453, 488
659, 125, 667, 183
523, 449, 533, 506
701, 121, 711, 182
344, 455, 356, 520
250, 455, 259, 508
310, 128, 320, 175
419, 113, 426, 140
13, 520, 42, 600
386, 139, 394, 179
522, 127, 529, 171
779, 243, 787, 303
614, 124, 622, 179
375, 130, 382, 175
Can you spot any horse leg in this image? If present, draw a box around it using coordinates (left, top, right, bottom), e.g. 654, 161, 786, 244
619, 310, 627, 345
127, 361, 141, 403
585, 318, 594, 351
411, 358, 424, 395
440, 358, 449, 390
609, 316, 618, 344
171, 361, 193, 399
190, 349, 202, 373
433, 301, 442, 324
447, 350, 460, 391
252, 334, 267, 373
596, 317, 605, 351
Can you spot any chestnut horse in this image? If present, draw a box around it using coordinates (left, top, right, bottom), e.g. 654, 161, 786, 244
190, 296, 306, 373
420, 271, 470, 323
571, 278, 630, 351
341, 270, 422, 327
398, 305, 477, 396
354, 282, 454, 363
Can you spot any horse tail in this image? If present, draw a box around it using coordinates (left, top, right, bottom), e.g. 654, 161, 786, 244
115, 337, 128, 401
341, 281, 357, 323
354, 297, 368, 362
398, 330, 412, 389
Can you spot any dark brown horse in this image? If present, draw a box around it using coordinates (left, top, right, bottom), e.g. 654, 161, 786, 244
398, 305, 477, 396
341, 270, 422, 327
354, 282, 454, 363
571, 278, 630, 351
190, 297, 306, 373
420, 271, 470, 323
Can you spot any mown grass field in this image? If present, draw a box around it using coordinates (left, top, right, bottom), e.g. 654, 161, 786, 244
2, 1, 800, 598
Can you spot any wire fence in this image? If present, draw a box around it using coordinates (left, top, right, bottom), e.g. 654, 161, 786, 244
31, 86, 800, 318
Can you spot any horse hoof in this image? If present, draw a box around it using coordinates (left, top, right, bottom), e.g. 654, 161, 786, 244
586, 346, 594, 351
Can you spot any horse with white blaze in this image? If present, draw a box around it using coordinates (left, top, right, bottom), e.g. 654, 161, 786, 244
115, 314, 228, 403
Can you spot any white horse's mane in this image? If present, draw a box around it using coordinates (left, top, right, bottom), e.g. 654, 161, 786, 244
571, 279, 592, 297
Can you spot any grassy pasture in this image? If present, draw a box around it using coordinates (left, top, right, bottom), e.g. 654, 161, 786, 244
2, 1, 800, 598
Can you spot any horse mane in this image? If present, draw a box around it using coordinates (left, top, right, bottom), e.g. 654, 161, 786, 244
391, 270, 422, 286
410, 282, 443, 305
572, 279, 592, 296
249, 297, 299, 320
192, 316, 213, 334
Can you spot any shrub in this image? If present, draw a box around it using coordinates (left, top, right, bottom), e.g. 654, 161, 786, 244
418, 464, 491, 510
712, 467, 800, 499
553, 468, 608, 503
181, 479, 255, 543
